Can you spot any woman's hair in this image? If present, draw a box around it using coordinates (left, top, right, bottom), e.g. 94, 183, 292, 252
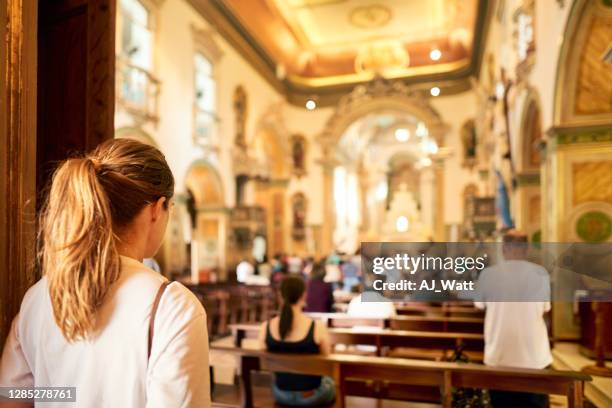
278, 275, 306, 340
310, 260, 326, 281
39, 139, 174, 342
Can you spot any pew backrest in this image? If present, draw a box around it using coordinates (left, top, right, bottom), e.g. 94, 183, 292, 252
212, 345, 591, 408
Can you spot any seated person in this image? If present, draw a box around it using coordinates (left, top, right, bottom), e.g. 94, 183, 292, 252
304, 260, 334, 313
259, 276, 335, 407
474, 230, 552, 408
347, 281, 396, 319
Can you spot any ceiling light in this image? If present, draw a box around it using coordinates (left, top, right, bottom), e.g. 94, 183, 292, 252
430, 87, 440, 97
305, 99, 317, 110
396, 216, 409, 233
394, 128, 410, 142
425, 140, 438, 154
416, 122, 428, 138
430, 48, 442, 61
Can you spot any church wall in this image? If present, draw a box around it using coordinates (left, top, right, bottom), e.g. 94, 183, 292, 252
117, 0, 286, 207
431, 91, 485, 227
283, 104, 334, 228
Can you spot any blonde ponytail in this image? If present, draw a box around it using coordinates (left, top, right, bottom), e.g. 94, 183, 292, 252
39, 139, 174, 341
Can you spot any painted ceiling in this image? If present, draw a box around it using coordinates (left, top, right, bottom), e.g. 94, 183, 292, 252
193, 0, 488, 103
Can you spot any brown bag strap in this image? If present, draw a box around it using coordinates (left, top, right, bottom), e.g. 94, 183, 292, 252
148, 281, 171, 360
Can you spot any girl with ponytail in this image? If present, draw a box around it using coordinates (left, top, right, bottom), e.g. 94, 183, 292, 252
258, 275, 335, 406
0, 139, 210, 407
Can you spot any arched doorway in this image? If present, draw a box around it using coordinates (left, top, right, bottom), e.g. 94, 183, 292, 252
546, 0, 612, 341
515, 91, 543, 242
184, 160, 227, 282
318, 78, 449, 252
249, 108, 291, 259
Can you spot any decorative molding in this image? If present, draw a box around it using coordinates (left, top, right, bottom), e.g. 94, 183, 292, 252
516, 172, 541, 186
319, 76, 450, 149
547, 125, 612, 145
191, 24, 224, 63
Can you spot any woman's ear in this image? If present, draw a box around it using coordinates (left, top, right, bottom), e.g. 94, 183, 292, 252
151, 197, 167, 222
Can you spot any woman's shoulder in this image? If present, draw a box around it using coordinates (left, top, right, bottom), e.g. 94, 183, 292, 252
18, 277, 50, 317
159, 281, 206, 320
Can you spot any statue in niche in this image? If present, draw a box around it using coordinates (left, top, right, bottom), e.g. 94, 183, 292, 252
291, 193, 307, 241
233, 85, 247, 149
291, 134, 307, 177
461, 119, 478, 169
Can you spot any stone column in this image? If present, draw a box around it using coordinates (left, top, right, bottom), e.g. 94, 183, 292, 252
318, 145, 338, 255
433, 159, 446, 241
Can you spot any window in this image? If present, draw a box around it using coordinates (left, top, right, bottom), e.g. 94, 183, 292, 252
116, 0, 159, 122
194, 52, 217, 146
120, 0, 152, 70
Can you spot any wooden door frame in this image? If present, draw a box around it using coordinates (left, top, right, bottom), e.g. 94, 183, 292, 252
0, 0, 38, 349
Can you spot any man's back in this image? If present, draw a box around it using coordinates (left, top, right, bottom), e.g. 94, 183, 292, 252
475, 260, 552, 369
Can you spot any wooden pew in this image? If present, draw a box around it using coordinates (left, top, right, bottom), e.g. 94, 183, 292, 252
212, 345, 591, 408
230, 323, 484, 359
396, 304, 485, 318
186, 283, 276, 337
306, 312, 484, 333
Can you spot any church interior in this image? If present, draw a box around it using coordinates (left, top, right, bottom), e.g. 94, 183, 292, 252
1, 0, 611, 407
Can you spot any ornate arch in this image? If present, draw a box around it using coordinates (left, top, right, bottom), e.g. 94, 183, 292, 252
184, 159, 225, 208
115, 126, 158, 147
517, 88, 543, 172
244, 103, 291, 179
318, 77, 450, 155
554, 0, 612, 126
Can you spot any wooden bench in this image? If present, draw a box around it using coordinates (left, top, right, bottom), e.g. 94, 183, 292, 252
306, 312, 484, 333
230, 323, 484, 360
186, 283, 277, 337
212, 345, 591, 408
396, 304, 485, 318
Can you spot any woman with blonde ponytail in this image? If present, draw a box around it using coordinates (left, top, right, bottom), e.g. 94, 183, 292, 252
0, 139, 210, 407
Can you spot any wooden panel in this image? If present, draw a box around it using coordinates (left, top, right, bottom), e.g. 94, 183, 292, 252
572, 161, 612, 205
0, 0, 38, 350
575, 15, 612, 115
37, 0, 115, 194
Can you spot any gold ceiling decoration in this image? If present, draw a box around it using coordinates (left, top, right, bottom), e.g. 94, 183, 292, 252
190, 0, 491, 104
355, 39, 409, 74
349, 5, 392, 29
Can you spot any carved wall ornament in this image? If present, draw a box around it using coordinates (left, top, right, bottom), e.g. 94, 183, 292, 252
291, 192, 307, 241
233, 85, 248, 149
319, 76, 449, 151
576, 211, 612, 242
460, 119, 478, 169
513, 0, 536, 80
349, 5, 392, 29
291, 134, 307, 177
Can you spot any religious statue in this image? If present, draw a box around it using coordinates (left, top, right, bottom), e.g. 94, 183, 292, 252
291, 193, 307, 241
291, 134, 307, 177
233, 85, 247, 149
461, 119, 478, 169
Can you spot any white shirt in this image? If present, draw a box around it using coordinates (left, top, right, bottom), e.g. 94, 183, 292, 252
0, 256, 210, 407
346, 293, 396, 319
474, 259, 552, 369
236, 261, 255, 283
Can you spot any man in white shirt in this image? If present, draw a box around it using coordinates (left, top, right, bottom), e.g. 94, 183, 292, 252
474, 231, 551, 408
